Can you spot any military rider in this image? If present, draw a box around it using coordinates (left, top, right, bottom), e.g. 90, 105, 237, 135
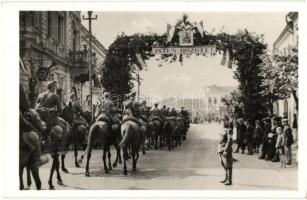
35, 80, 64, 142
35, 81, 67, 152
161, 105, 168, 119
151, 103, 161, 118
122, 92, 147, 140
95, 92, 120, 135
170, 108, 177, 117
69, 92, 89, 129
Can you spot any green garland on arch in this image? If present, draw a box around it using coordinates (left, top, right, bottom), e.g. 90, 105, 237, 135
101, 14, 268, 120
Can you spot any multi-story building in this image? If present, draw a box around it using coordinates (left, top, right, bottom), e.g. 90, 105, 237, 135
205, 85, 235, 118
272, 12, 298, 124
19, 11, 107, 109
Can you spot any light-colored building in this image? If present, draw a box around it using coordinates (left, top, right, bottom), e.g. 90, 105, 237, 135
205, 85, 235, 118
19, 11, 107, 110
272, 12, 298, 125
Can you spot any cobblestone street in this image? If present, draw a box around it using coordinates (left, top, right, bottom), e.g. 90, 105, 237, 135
27, 123, 297, 190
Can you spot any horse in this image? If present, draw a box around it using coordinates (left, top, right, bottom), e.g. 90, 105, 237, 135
78, 112, 122, 176
44, 116, 70, 190
148, 117, 163, 149
173, 118, 185, 147
120, 119, 141, 175
19, 109, 48, 190
60, 103, 89, 172
163, 117, 177, 151
33, 107, 71, 190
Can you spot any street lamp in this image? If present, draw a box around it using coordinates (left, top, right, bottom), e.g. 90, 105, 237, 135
82, 11, 98, 123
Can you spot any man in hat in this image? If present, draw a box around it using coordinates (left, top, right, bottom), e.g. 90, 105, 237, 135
35, 80, 62, 128
218, 116, 234, 185
282, 118, 293, 165
269, 117, 281, 162
259, 117, 271, 160
234, 118, 245, 154
244, 119, 254, 155
253, 120, 263, 153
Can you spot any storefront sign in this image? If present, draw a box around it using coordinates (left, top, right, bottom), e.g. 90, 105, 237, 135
152, 45, 216, 55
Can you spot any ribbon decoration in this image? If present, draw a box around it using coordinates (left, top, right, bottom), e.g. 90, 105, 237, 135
166, 23, 176, 42
196, 20, 204, 38
220, 48, 228, 66
220, 47, 233, 68
135, 53, 147, 69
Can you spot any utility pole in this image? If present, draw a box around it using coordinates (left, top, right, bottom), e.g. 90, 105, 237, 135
137, 70, 140, 101
83, 11, 97, 123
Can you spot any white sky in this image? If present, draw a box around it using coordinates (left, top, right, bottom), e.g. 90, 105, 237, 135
82, 12, 288, 100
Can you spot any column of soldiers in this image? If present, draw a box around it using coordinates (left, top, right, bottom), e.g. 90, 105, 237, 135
233, 116, 295, 167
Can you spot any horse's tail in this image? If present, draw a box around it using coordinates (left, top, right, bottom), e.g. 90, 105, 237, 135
119, 122, 130, 146
78, 122, 98, 164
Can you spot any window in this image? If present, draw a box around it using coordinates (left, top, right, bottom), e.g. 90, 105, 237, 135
58, 15, 64, 44
47, 12, 53, 38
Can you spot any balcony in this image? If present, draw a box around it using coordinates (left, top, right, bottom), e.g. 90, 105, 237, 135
69, 51, 88, 65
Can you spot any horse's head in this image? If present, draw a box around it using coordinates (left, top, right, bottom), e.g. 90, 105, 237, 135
26, 109, 47, 133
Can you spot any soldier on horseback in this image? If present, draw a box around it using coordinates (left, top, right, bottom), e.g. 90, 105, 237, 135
95, 92, 120, 136
122, 93, 147, 148
35, 80, 67, 153
69, 92, 89, 130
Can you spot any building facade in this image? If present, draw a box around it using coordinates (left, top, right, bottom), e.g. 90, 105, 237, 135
19, 11, 107, 110
205, 85, 235, 119
272, 12, 298, 124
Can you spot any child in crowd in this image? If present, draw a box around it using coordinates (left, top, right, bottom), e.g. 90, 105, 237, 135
275, 127, 286, 168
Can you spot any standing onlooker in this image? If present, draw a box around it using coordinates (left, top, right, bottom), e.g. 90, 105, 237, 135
253, 120, 263, 153
282, 118, 294, 165
292, 114, 298, 143
259, 117, 271, 160
244, 119, 254, 155
234, 118, 245, 154
271, 117, 282, 162
218, 116, 234, 185
275, 126, 286, 168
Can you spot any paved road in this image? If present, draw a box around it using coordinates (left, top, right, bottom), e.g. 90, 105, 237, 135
24, 123, 298, 190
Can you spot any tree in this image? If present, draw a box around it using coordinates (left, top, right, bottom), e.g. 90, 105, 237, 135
260, 47, 298, 112
221, 90, 244, 119
101, 15, 269, 118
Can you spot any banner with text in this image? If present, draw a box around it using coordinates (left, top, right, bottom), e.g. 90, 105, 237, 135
152, 45, 216, 55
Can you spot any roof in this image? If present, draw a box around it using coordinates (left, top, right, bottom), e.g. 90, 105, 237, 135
206, 85, 235, 94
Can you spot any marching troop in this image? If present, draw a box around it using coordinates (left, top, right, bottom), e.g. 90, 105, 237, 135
19, 80, 191, 190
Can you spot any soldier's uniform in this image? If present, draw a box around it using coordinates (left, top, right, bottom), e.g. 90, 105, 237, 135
35, 81, 62, 128
68, 93, 89, 139
218, 121, 233, 185
35, 81, 67, 153
151, 104, 161, 118
170, 108, 177, 117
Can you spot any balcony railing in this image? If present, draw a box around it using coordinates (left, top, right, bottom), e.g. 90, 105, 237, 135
69, 51, 88, 64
